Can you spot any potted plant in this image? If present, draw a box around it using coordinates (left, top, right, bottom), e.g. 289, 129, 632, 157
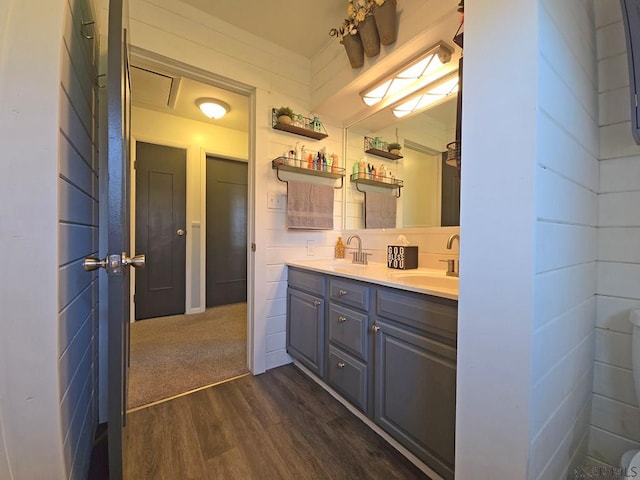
330, 19, 364, 69
387, 142, 402, 155
275, 106, 294, 125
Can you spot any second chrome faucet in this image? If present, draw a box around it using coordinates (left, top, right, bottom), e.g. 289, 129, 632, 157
442, 234, 460, 277
347, 235, 370, 265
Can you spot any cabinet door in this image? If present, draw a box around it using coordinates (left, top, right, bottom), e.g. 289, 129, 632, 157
374, 320, 456, 480
287, 287, 325, 377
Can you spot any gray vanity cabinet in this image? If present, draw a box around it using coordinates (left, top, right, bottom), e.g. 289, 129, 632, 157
286, 268, 326, 377
374, 288, 457, 480
286, 266, 458, 478
327, 278, 373, 413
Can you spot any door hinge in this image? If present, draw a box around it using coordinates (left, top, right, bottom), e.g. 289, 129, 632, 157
133, 161, 137, 170
251, 243, 256, 252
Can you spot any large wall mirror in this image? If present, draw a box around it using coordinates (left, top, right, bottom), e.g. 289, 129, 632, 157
344, 95, 461, 230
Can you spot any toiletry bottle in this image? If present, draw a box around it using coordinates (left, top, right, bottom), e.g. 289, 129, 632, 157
308, 153, 313, 169
335, 237, 345, 259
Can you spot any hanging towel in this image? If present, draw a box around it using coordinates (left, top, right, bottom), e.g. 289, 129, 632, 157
365, 191, 397, 229
287, 181, 334, 229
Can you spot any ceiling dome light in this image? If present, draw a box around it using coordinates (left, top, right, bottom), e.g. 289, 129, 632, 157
196, 98, 230, 119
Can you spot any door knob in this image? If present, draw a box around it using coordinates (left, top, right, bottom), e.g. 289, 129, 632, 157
83, 257, 107, 271
122, 254, 145, 268
371, 325, 380, 333
177, 229, 186, 236
83, 252, 145, 273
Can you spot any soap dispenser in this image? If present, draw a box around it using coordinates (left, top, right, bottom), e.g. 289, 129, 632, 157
335, 237, 345, 259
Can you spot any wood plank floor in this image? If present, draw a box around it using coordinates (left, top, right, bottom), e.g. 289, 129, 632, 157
124, 364, 429, 479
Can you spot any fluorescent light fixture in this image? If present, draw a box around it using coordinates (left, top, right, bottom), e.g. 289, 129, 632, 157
360, 42, 454, 107
196, 98, 230, 119
391, 71, 459, 118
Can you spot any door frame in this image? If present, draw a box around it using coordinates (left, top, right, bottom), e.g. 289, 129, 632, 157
128, 47, 258, 373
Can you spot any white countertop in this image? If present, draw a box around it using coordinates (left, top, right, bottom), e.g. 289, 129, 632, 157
286, 259, 459, 301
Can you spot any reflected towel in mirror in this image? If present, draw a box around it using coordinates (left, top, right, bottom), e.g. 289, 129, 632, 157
287, 181, 334, 229
365, 191, 396, 229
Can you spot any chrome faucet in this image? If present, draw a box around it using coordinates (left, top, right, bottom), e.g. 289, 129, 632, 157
347, 235, 369, 265
446, 234, 460, 249
441, 234, 460, 277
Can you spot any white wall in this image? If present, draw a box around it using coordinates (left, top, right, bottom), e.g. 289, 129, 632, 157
589, 0, 640, 468
0, 0, 70, 478
529, 1, 599, 478
456, 0, 538, 478
458, 1, 600, 477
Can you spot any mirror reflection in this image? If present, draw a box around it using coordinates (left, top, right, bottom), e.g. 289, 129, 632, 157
344, 95, 460, 229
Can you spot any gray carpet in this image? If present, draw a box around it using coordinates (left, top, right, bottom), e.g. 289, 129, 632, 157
128, 303, 248, 409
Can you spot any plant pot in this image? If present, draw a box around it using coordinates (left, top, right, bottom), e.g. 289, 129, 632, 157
358, 15, 380, 57
342, 33, 364, 69
373, 0, 398, 45
389, 149, 401, 155
278, 115, 292, 125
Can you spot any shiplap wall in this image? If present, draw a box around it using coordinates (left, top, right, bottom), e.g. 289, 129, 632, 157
589, 0, 640, 468
529, 1, 599, 478
58, 0, 100, 477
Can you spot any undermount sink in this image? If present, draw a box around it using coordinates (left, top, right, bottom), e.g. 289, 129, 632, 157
324, 261, 369, 272
391, 272, 459, 290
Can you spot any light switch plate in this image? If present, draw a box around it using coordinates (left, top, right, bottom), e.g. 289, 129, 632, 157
267, 191, 283, 210
307, 240, 315, 256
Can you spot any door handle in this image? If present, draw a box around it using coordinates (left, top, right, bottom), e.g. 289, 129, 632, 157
177, 229, 186, 236
122, 253, 145, 268
83, 252, 145, 273
83, 257, 108, 271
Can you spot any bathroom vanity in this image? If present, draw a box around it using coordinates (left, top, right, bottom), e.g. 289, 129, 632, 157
286, 260, 458, 480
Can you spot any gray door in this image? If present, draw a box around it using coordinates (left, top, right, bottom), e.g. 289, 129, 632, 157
135, 142, 186, 319
206, 157, 247, 306
106, 0, 135, 477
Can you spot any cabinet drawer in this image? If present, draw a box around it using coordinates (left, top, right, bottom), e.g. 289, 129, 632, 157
376, 288, 457, 345
288, 267, 325, 296
328, 303, 368, 360
329, 278, 369, 310
327, 346, 368, 413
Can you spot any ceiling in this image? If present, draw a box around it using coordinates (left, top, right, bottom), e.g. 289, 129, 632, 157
179, 0, 345, 59
130, 65, 249, 131
129, 0, 460, 136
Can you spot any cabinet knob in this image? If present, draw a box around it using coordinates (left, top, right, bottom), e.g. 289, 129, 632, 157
338, 316, 347, 323
312, 300, 321, 307
338, 289, 348, 296
371, 325, 380, 333
337, 362, 346, 369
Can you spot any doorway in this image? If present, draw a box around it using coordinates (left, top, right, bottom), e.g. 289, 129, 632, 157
126, 56, 253, 409
134, 141, 187, 320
